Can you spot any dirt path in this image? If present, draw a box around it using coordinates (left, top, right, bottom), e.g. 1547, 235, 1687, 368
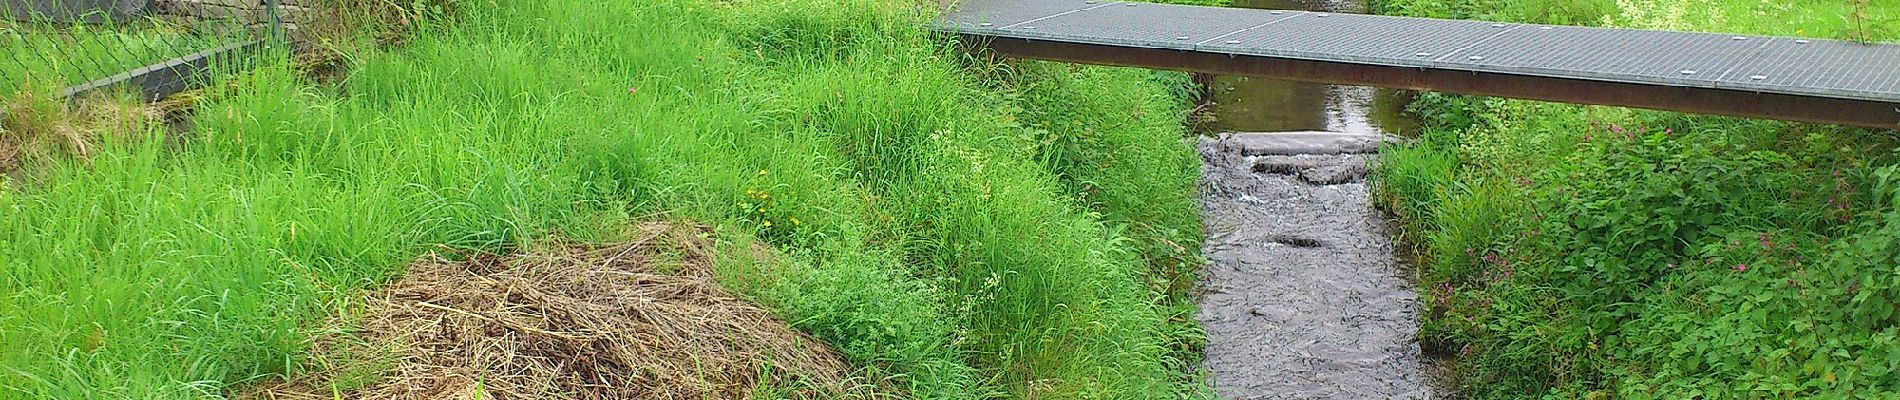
1197, 132, 1432, 399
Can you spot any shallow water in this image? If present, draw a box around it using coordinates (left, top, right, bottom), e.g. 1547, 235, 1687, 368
1197, 134, 1432, 399
1192, 1, 1434, 397
1201, 0, 1423, 136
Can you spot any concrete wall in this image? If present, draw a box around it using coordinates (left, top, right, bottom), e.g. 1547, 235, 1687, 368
3, 0, 152, 24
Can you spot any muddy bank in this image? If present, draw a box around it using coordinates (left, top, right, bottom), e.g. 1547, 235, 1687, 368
1197, 132, 1431, 399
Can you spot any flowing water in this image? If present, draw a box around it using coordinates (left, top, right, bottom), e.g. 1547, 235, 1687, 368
1194, 0, 1435, 398
1202, 0, 1422, 136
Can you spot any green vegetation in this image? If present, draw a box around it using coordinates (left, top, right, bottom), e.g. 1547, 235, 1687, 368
1371, 0, 1900, 398
0, 0, 1208, 398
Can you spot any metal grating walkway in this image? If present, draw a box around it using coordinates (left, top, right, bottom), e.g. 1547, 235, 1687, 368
934, 0, 1900, 128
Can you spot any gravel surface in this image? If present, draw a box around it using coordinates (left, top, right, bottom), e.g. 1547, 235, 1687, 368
1197, 132, 1432, 399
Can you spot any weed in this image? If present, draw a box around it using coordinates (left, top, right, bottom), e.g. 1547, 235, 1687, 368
1841, 0, 1895, 43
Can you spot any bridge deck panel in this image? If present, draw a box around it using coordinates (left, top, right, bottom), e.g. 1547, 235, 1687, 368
1002, 2, 1285, 50
939, 0, 1098, 31
938, 0, 1900, 105
1449, 26, 1765, 88
1716, 40, 1900, 99
1203, 12, 1510, 68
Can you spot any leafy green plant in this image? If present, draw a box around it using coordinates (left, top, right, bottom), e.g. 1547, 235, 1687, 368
1373, 1, 1900, 397
1539, 128, 1806, 305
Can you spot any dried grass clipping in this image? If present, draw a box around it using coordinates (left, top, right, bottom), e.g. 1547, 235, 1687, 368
1, 88, 159, 175
250, 222, 852, 400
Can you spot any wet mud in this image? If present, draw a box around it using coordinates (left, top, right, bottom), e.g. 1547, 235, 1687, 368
1197, 132, 1432, 399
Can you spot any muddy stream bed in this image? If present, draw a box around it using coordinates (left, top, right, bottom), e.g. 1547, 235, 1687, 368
1193, 0, 1435, 398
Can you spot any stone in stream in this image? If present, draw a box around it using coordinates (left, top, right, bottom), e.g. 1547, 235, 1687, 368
1298, 163, 1368, 185
1215, 131, 1406, 156
1251, 154, 1371, 185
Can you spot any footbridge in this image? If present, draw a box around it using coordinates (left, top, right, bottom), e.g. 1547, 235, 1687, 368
934, 0, 1900, 129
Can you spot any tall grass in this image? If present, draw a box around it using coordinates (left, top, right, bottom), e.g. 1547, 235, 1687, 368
1, 0, 1206, 398
1371, 0, 1900, 398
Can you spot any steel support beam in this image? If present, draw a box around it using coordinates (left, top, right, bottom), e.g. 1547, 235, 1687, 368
60, 39, 265, 102
969, 35, 1900, 130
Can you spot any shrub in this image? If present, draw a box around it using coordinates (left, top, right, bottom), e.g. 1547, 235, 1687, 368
1372, 1, 1900, 397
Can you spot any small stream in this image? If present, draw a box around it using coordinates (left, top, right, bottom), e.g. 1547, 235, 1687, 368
1194, 0, 1435, 398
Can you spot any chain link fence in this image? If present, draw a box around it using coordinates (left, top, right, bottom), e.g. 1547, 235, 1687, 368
2, 0, 311, 99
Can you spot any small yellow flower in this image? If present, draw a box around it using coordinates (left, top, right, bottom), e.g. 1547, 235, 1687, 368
757, 169, 768, 176
758, 208, 767, 213
790, 217, 802, 226
762, 220, 773, 227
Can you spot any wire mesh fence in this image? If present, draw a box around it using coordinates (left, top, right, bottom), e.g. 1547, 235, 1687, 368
1, 0, 309, 97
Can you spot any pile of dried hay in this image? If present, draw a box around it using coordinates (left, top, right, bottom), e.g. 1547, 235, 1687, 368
1, 89, 159, 176
250, 222, 855, 400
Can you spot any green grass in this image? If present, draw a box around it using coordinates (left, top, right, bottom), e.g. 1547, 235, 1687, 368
1, 0, 1209, 398
1370, 0, 1900, 398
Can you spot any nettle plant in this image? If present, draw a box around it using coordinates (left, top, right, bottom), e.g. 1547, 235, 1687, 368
1526, 123, 1900, 396
1534, 124, 1822, 307
1614, 164, 1900, 398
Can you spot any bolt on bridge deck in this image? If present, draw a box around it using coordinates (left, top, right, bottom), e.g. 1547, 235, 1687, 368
934, 0, 1900, 129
